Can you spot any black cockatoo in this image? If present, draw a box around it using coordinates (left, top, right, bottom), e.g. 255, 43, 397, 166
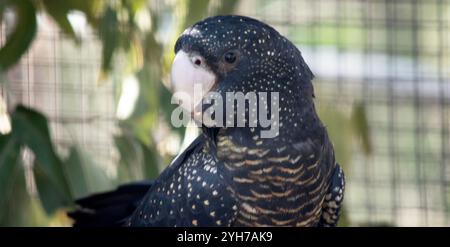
68, 15, 345, 227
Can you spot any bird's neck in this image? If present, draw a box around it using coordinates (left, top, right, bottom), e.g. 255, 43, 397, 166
202, 98, 322, 146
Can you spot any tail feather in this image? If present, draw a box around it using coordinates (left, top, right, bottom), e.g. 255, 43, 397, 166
68, 181, 152, 227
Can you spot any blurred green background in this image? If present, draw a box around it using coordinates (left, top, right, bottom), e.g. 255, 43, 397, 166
0, 0, 449, 226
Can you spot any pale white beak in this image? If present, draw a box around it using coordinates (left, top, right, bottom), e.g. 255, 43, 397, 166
171, 50, 216, 118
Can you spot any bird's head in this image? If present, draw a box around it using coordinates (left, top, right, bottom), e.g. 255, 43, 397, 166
171, 15, 318, 141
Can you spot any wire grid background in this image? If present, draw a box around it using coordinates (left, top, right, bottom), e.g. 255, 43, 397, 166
237, 0, 450, 226
1, 0, 449, 226
1, 15, 119, 182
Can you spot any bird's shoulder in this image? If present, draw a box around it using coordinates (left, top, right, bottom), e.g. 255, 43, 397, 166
127, 135, 239, 226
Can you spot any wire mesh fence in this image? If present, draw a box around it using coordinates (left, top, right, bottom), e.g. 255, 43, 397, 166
238, 0, 450, 226
1, 15, 119, 189
0, 0, 449, 226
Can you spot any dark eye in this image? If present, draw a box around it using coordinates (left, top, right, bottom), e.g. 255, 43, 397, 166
191, 55, 203, 66
224, 52, 237, 64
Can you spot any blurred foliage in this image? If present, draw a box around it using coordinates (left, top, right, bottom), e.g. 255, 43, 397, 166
0, 0, 371, 227
12, 106, 72, 214
317, 101, 372, 227
0, 0, 37, 70
0, 0, 238, 226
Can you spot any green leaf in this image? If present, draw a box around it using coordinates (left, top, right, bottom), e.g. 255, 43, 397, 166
0, 134, 21, 211
64, 146, 113, 194
99, 7, 119, 73
159, 82, 185, 137
161, 0, 210, 73
115, 132, 144, 181
115, 130, 160, 181
318, 104, 353, 168
0, 159, 29, 226
33, 162, 71, 215
0, 4, 5, 23
39, 0, 105, 43
11, 106, 65, 188
126, 35, 144, 73
64, 147, 89, 198
141, 140, 159, 180
210, 0, 239, 15
351, 102, 373, 155
122, 0, 146, 16
68, 0, 104, 25
10, 105, 72, 214
0, 0, 37, 71
181, 0, 210, 28
40, 0, 79, 43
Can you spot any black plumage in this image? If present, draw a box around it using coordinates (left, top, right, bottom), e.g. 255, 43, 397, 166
69, 15, 345, 227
